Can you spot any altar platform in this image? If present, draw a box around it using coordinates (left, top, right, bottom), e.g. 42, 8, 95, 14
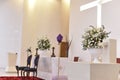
67, 62, 120, 80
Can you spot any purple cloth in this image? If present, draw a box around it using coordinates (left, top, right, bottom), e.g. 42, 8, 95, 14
57, 34, 63, 43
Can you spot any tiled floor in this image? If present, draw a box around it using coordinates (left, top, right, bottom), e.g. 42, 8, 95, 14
0, 68, 35, 77
0, 68, 120, 80
0, 68, 16, 76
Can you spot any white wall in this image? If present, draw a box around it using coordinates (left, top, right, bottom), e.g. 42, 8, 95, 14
69, 0, 120, 61
69, 0, 96, 61
0, 0, 23, 68
102, 0, 120, 57
21, 0, 69, 65
21, 0, 62, 65
0, 0, 69, 67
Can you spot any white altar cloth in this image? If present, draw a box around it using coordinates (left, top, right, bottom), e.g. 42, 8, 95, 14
37, 57, 68, 80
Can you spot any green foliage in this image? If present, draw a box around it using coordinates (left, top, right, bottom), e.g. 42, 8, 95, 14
37, 37, 51, 50
82, 25, 110, 50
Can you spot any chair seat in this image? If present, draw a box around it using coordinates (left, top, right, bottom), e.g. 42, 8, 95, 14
16, 66, 29, 70
24, 67, 37, 71
18, 66, 29, 70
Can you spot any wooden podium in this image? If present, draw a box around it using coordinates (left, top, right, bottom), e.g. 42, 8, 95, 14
60, 42, 68, 57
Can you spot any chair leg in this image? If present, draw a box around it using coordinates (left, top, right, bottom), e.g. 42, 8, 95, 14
17, 70, 19, 76
27, 71, 30, 76
36, 71, 37, 76
15, 66, 19, 76
33, 72, 35, 77
33, 71, 37, 77
21, 70, 23, 76
23, 71, 25, 76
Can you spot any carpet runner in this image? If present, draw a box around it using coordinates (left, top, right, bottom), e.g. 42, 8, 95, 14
0, 76, 44, 80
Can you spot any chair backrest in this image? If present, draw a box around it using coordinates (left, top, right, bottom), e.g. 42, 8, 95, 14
34, 55, 39, 68
27, 55, 32, 67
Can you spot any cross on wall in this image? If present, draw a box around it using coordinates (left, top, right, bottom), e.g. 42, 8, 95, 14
80, 0, 112, 27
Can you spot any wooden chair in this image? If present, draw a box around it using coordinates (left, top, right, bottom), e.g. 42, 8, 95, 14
23, 54, 39, 76
16, 54, 32, 76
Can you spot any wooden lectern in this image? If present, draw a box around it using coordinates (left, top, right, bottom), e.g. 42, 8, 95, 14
60, 42, 68, 57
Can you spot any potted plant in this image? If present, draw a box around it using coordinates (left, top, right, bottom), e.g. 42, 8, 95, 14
82, 25, 110, 62
37, 37, 51, 57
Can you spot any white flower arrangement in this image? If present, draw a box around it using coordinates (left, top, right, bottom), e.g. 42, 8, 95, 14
37, 37, 51, 50
82, 25, 110, 50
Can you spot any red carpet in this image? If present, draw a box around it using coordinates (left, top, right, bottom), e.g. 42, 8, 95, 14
0, 76, 44, 80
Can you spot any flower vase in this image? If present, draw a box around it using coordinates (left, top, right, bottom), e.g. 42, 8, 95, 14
88, 48, 103, 63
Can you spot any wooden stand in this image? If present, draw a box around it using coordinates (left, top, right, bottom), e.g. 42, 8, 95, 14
51, 47, 56, 57
60, 42, 68, 57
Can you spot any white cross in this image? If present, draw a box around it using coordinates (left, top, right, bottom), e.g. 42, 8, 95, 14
80, 0, 112, 27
